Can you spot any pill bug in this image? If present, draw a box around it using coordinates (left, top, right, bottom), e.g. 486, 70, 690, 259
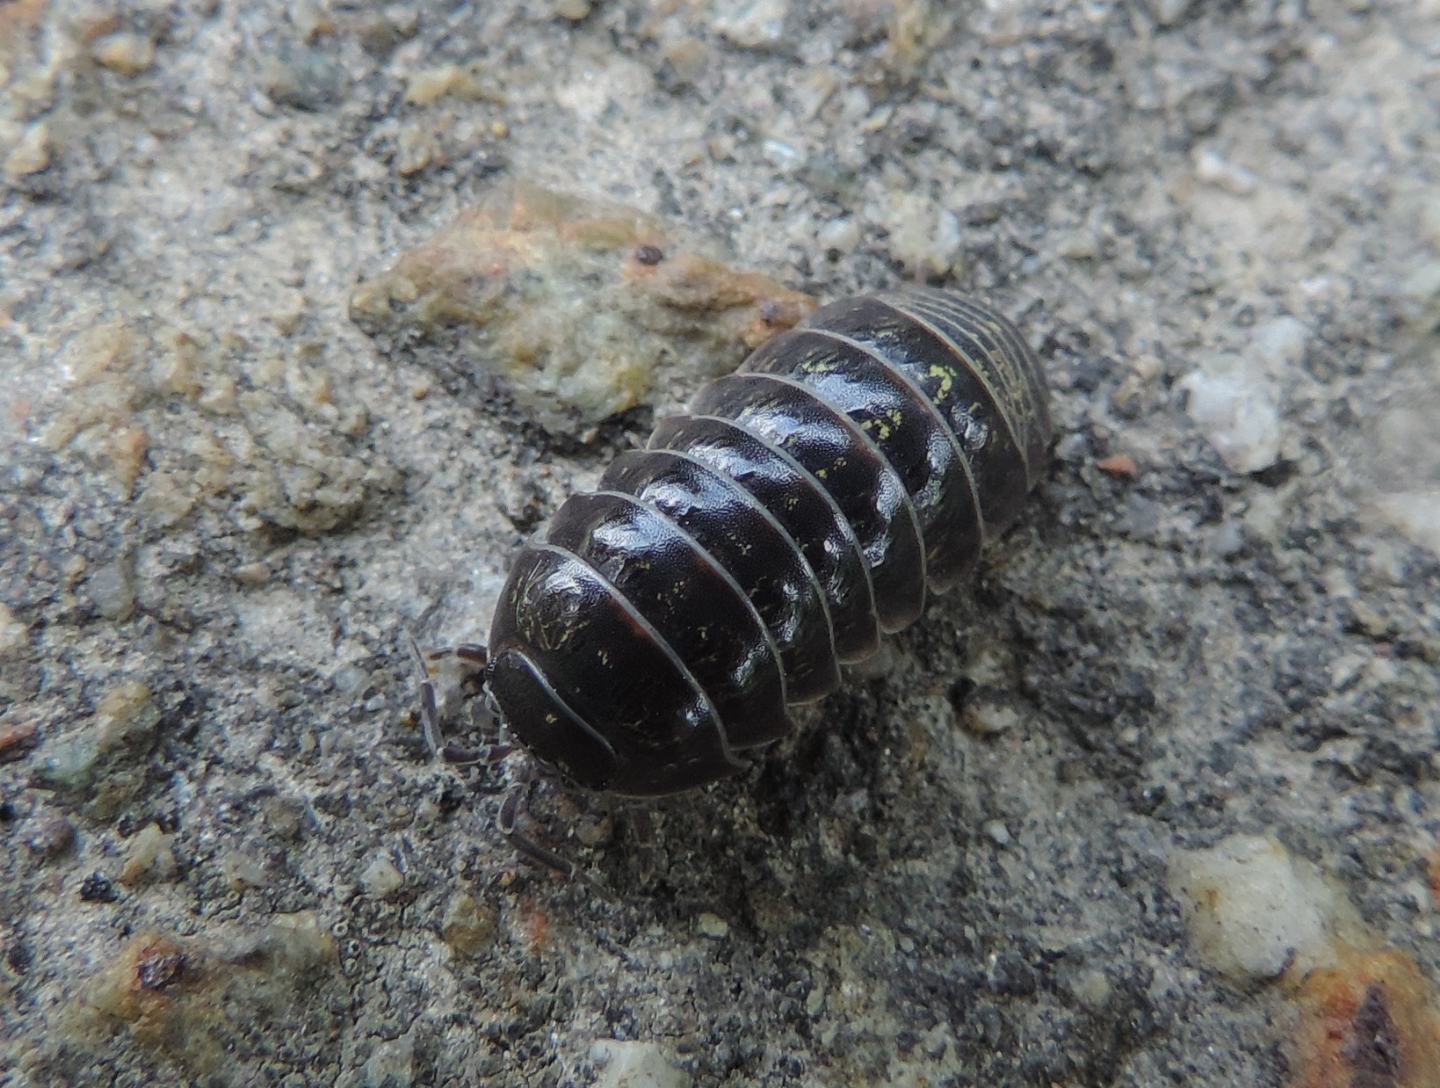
467, 287, 1050, 798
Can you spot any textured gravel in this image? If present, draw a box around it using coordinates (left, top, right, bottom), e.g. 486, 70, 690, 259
2, 2, 1439, 1086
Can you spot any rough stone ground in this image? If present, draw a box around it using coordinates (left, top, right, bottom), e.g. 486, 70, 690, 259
2, 1, 1439, 1086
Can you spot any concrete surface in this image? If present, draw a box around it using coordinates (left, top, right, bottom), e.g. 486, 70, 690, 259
2, 1, 1438, 1085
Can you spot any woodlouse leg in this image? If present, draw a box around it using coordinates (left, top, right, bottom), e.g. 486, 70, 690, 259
498, 784, 577, 878
444, 742, 514, 767
498, 779, 610, 896
452, 642, 489, 669
409, 636, 499, 762
407, 634, 446, 757
409, 637, 607, 893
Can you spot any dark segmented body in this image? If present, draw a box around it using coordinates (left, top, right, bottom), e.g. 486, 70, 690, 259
486, 288, 1052, 797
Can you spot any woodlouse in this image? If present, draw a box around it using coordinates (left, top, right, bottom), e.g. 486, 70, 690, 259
459, 287, 1052, 800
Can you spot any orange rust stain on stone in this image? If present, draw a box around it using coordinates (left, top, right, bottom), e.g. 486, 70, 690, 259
1096, 453, 1140, 479
75, 917, 336, 1076
0, 0, 47, 35
0, 0, 47, 71
89, 935, 199, 1056
1290, 945, 1440, 1088
523, 905, 551, 952
0, 721, 39, 762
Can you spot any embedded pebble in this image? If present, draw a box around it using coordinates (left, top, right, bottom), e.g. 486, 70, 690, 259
264, 48, 346, 111
1252, 316, 1308, 371
94, 682, 159, 751
36, 734, 102, 790
440, 892, 499, 957
25, 813, 75, 861
4, 120, 51, 179
219, 850, 269, 891
711, 0, 790, 50
1207, 520, 1246, 558
361, 1033, 415, 1088
1368, 391, 1440, 556
1396, 259, 1440, 321
885, 194, 962, 278
1373, 492, 1440, 557
119, 823, 178, 886
573, 810, 614, 848
1068, 968, 1113, 1009
983, 820, 1012, 847
1150, 0, 1193, 26
761, 137, 804, 172
555, 0, 593, 20
1193, 146, 1258, 196
394, 124, 438, 176
591, 1040, 691, 1088
239, 910, 337, 973
817, 217, 861, 254
361, 855, 404, 898
1178, 354, 1282, 473
1056, 225, 1102, 260
90, 33, 155, 76
262, 796, 305, 841
403, 62, 491, 107
962, 700, 1020, 736
350, 183, 815, 436
85, 558, 136, 621
696, 912, 730, 939
0, 602, 26, 654
32, 696, 153, 818
1169, 835, 1350, 981
805, 974, 827, 1016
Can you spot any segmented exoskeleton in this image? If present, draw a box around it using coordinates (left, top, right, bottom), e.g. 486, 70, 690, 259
476, 288, 1052, 798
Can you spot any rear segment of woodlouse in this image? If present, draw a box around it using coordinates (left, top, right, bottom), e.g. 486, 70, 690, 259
485, 288, 1052, 797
